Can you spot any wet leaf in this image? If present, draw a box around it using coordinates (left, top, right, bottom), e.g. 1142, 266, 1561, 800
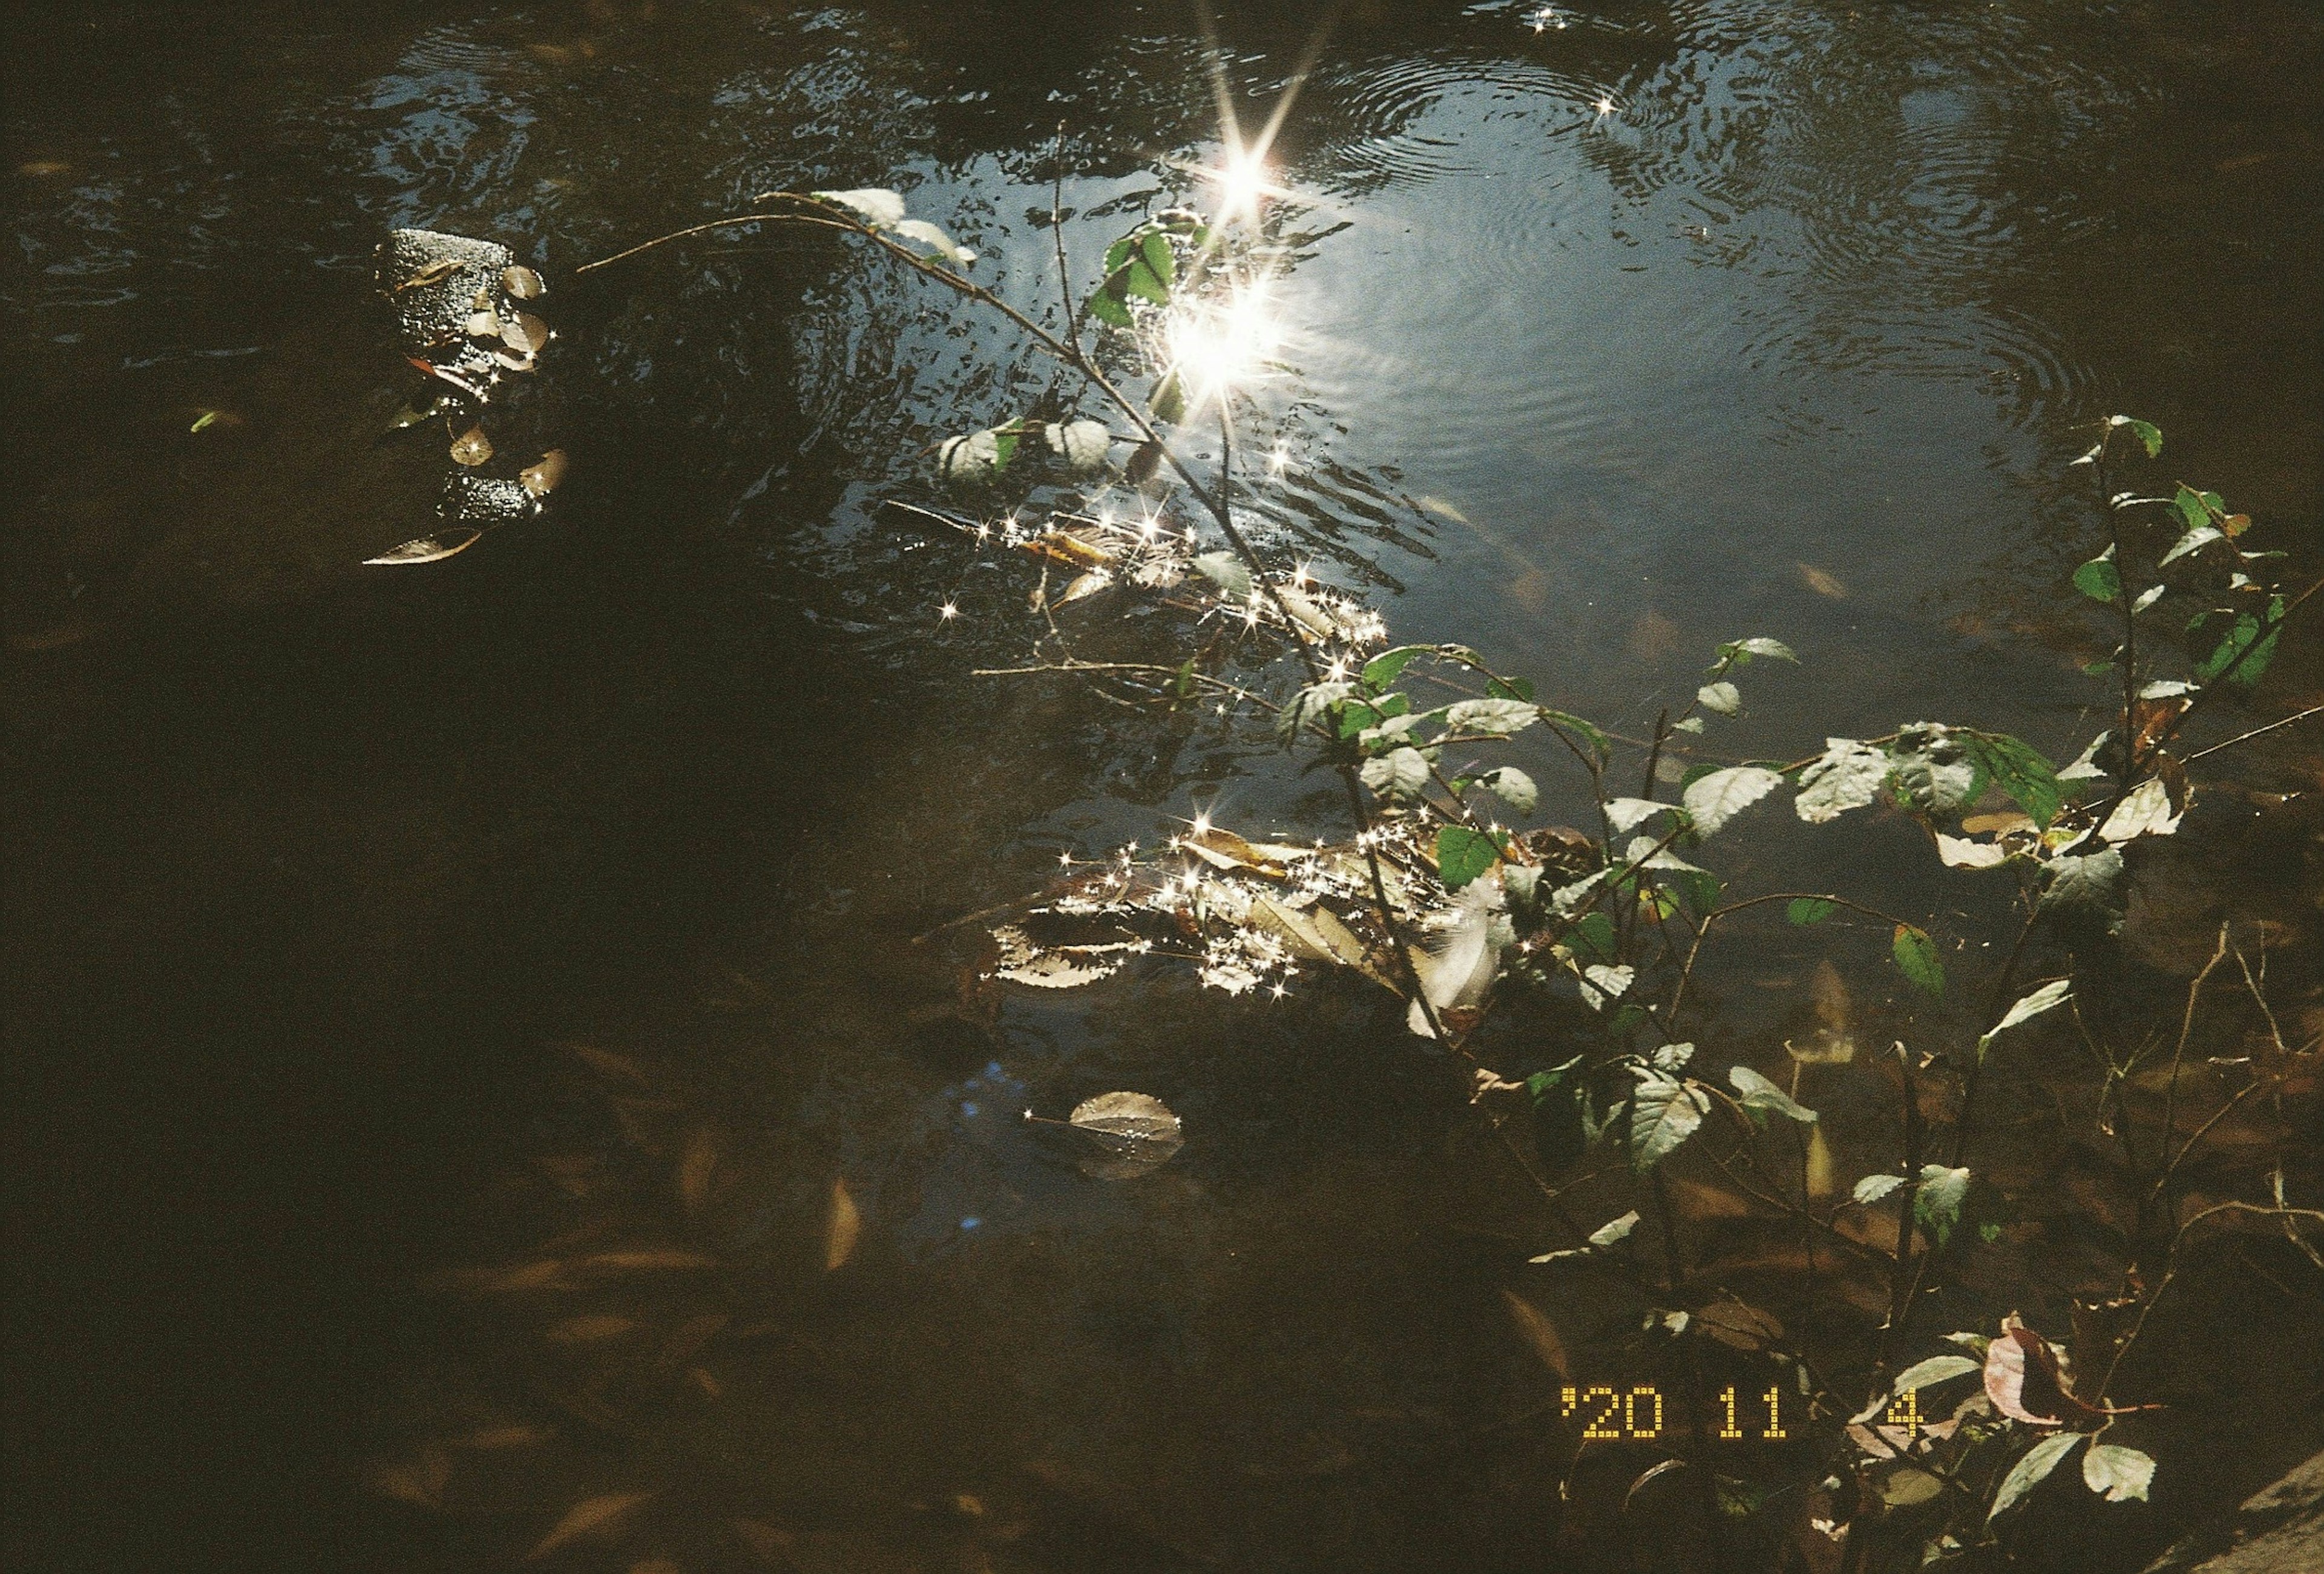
2082, 1443, 2155, 1503
1055, 569, 1114, 606
520, 448, 570, 497
824, 1177, 861, 1271
1891, 925, 1944, 998
529, 1492, 651, 1559
504, 312, 551, 355
502, 264, 545, 299
1068, 1091, 1184, 1179
1989, 1434, 2083, 1522
467, 308, 503, 339
1502, 1290, 1571, 1380
393, 256, 466, 292
1730, 1066, 1816, 1123
2099, 776, 2182, 843
812, 188, 906, 228
546, 1314, 637, 1345
1191, 550, 1251, 599
450, 424, 493, 467
364, 529, 484, 566
1684, 766, 1784, 839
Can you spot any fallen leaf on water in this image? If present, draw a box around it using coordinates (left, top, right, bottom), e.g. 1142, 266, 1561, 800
1501, 1289, 1571, 1380
1799, 563, 1848, 598
18, 160, 71, 177
504, 264, 546, 300
521, 448, 570, 497
386, 399, 440, 431
1066, 1091, 1184, 1179
529, 1492, 650, 1559
364, 530, 485, 566
467, 309, 503, 339
677, 1127, 720, 1213
546, 1314, 637, 1345
450, 424, 494, 467
825, 1177, 861, 1271
504, 312, 551, 355
1627, 609, 1683, 663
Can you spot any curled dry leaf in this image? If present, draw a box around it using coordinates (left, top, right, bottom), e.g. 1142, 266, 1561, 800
824, 1176, 861, 1271
528, 1492, 651, 1559
521, 448, 570, 497
450, 425, 493, 467
364, 529, 484, 566
1067, 1090, 1184, 1179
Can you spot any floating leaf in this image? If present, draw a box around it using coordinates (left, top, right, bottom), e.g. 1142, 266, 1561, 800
520, 448, 569, 497
812, 187, 906, 228
1730, 1066, 1816, 1124
386, 399, 439, 430
502, 312, 551, 355
364, 529, 484, 566
450, 424, 493, 467
1989, 1434, 2084, 1521
1799, 563, 1849, 598
502, 264, 545, 299
894, 218, 977, 264
1068, 1091, 1184, 1179
824, 1177, 861, 1271
545, 1314, 637, 1345
2082, 1444, 2156, 1503
529, 1492, 651, 1559
1683, 766, 1784, 838
1892, 925, 1944, 998
1045, 418, 1111, 476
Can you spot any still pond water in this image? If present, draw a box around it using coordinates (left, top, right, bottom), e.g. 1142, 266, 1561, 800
7, 1, 2321, 1569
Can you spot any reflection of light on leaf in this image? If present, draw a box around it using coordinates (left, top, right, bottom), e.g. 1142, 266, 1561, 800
1065, 1092, 1185, 1179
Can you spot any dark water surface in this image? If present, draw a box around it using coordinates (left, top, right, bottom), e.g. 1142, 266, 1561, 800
7, 2, 2322, 1569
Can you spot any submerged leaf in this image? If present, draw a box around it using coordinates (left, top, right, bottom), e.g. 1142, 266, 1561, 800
529, 1492, 651, 1559
450, 424, 493, 467
824, 1177, 861, 1271
1502, 1290, 1571, 1380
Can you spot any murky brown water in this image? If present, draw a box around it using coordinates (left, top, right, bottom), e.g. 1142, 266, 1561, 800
7, 2, 2321, 1569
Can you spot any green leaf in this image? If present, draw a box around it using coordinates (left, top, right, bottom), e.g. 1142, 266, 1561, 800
1911, 1164, 1992, 1251
1698, 680, 1742, 716
1475, 767, 1538, 816
2124, 418, 2162, 457
1442, 697, 1540, 736
1149, 367, 1186, 424
2082, 1444, 2156, 1504
1794, 739, 1889, 824
1683, 766, 1785, 839
1853, 1173, 1906, 1205
1669, 867, 1722, 917
1787, 897, 1836, 926
1126, 232, 1173, 304
1892, 925, 1945, 998
2073, 554, 2122, 604
1963, 733, 2063, 828
1363, 645, 1431, 690
2038, 848, 2125, 936
1436, 825, 1502, 890
1727, 636, 1798, 664
2173, 484, 2211, 534
2194, 596, 2283, 686
1892, 1354, 1981, 1394
991, 428, 1020, 471
1087, 289, 1132, 329
1730, 1066, 1817, 1124
1362, 746, 1432, 802
1539, 709, 1611, 758
1629, 1075, 1706, 1173
1488, 675, 1537, 702
1990, 1433, 2084, 1523
1569, 911, 1620, 966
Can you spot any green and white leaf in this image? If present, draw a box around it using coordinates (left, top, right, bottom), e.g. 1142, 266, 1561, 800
2082, 1444, 2156, 1504
1362, 747, 1433, 802
1990, 1434, 2086, 1522
1473, 767, 1538, 815
1684, 766, 1785, 839
1794, 739, 1889, 824
1629, 1075, 1707, 1172
1730, 1065, 1817, 1123
1442, 697, 1540, 737
1698, 680, 1742, 716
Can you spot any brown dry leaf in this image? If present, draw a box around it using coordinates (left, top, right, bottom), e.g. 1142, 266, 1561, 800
546, 1314, 638, 1345
1983, 1313, 2102, 1428
450, 424, 494, 467
677, 1127, 720, 1213
393, 255, 466, 292
504, 312, 551, 355
1501, 1289, 1571, 1380
1799, 563, 1849, 598
467, 309, 503, 339
1068, 1091, 1185, 1179
364, 529, 484, 566
504, 265, 546, 300
1696, 1299, 1785, 1351
529, 1492, 650, 1559
1054, 569, 1114, 606
825, 1177, 861, 1271
521, 448, 570, 497
1962, 811, 2036, 837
